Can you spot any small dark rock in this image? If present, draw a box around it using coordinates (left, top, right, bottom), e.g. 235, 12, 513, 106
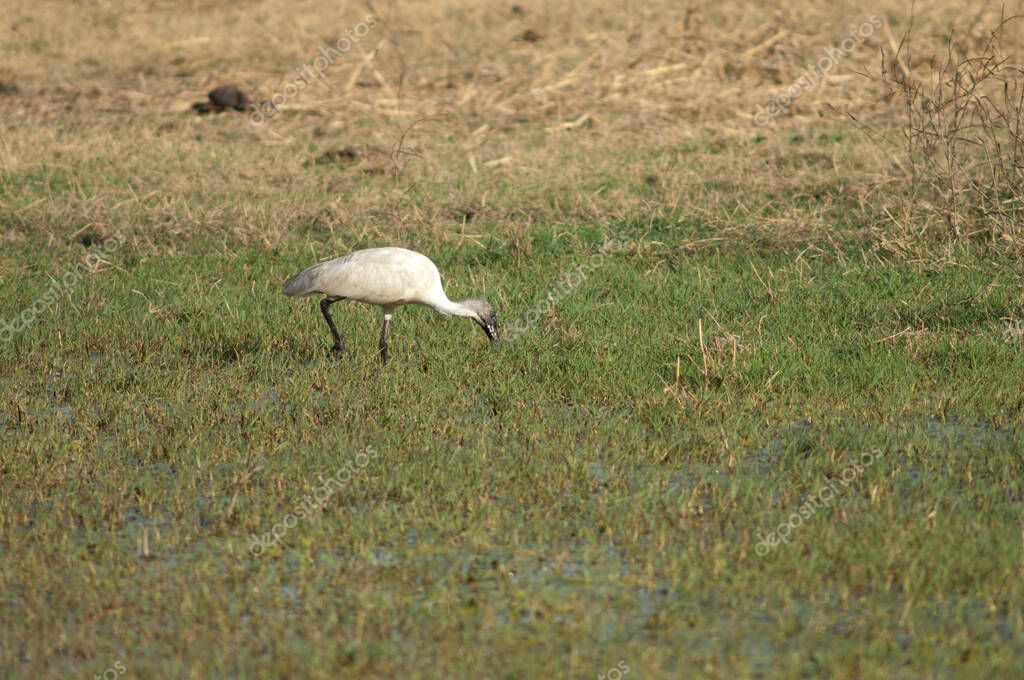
192, 84, 252, 114
0, 81, 19, 96
208, 85, 251, 111
517, 29, 542, 43
510, 5, 526, 16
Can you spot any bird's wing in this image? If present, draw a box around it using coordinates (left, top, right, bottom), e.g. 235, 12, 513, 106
283, 248, 443, 306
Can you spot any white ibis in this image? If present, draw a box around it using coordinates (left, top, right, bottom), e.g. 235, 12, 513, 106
282, 247, 498, 363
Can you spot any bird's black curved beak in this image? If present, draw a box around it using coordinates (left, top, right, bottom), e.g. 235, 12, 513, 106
477, 316, 499, 343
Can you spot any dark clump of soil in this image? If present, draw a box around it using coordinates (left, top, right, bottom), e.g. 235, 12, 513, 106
192, 84, 251, 114
510, 5, 526, 16
306, 145, 391, 175
74, 233, 101, 247
451, 206, 477, 222
517, 29, 542, 43
191, 101, 218, 114
309, 146, 364, 166
0, 81, 19, 96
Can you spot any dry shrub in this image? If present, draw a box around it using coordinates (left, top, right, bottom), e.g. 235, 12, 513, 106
861, 10, 1024, 244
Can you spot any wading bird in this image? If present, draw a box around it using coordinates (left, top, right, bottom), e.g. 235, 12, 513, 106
282, 247, 498, 363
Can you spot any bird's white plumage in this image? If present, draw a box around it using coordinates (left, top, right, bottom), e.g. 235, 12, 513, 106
284, 247, 446, 308
282, 246, 498, 362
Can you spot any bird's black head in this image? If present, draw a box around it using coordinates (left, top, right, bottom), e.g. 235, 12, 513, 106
462, 298, 499, 343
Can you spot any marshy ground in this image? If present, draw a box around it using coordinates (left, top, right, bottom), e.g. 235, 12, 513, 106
1, 1, 1023, 677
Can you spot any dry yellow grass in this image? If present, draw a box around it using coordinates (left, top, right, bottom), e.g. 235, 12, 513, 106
2, 0, 1021, 255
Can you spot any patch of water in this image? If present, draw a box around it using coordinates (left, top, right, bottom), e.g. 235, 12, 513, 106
922, 416, 1013, 450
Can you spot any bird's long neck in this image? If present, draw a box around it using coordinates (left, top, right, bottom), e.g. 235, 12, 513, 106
429, 292, 476, 318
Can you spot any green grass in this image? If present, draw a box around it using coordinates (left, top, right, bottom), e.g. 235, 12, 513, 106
4, 0, 1023, 674
2, 223, 1023, 678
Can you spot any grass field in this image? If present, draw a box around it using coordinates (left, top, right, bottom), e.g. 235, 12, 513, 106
2, 1, 1024, 678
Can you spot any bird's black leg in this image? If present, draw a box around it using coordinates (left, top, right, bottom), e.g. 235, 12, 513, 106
378, 313, 392, 364
320, 297, 344, 355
